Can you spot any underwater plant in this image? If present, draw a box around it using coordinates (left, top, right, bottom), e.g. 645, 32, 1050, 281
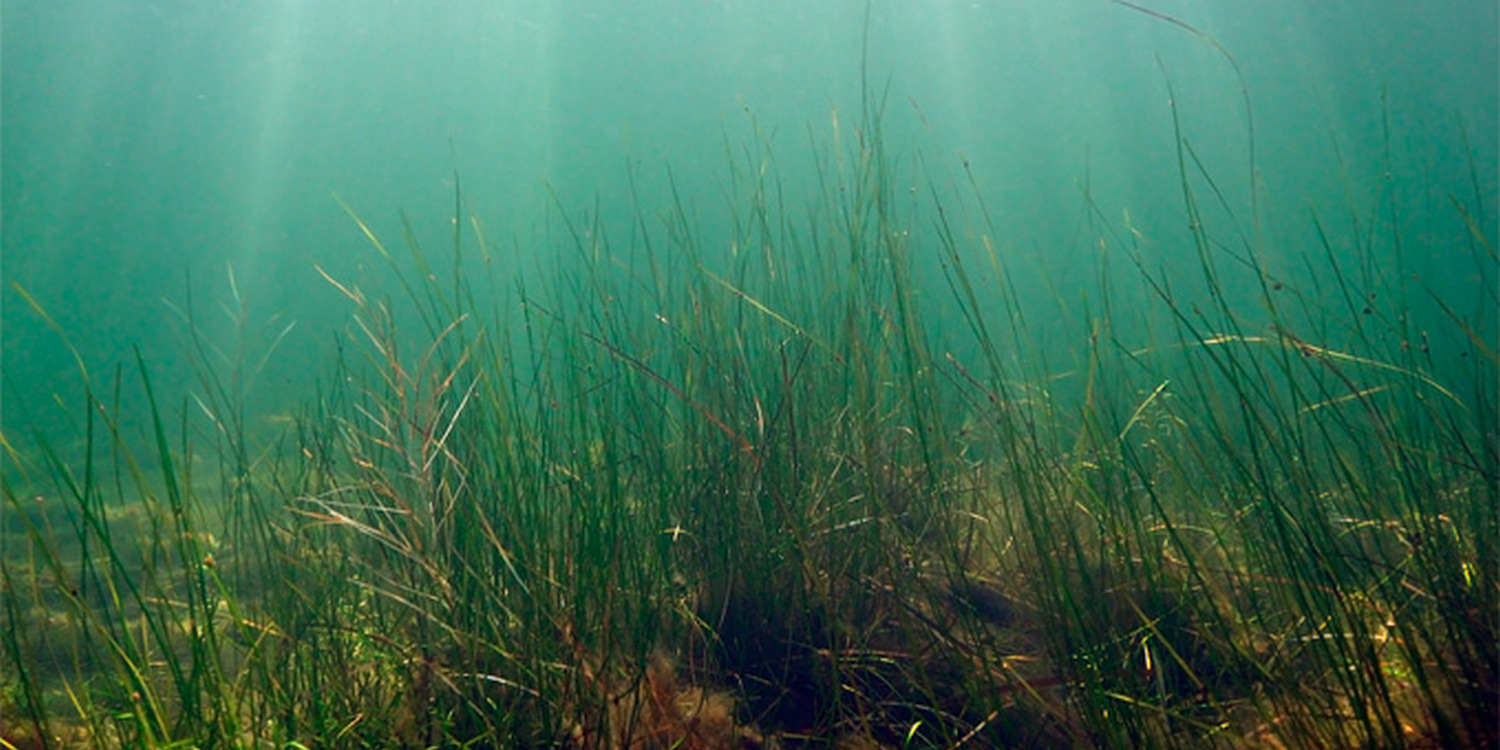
2, 15, 1495, 749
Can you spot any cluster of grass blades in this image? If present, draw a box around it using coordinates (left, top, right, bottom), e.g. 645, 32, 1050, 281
0, 281, 300, 748
3, 58, 1496, 750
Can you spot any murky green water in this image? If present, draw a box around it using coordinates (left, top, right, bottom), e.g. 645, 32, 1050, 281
2, 2, 1495, 747
4, 0, 1493, 443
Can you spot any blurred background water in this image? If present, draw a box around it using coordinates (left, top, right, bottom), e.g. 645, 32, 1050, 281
2, 0, 1495, 453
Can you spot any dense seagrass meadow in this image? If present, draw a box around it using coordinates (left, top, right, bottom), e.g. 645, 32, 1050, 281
2, 4, 1496, 749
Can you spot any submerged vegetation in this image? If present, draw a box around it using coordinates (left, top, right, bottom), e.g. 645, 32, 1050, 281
3, 72, 1496, 750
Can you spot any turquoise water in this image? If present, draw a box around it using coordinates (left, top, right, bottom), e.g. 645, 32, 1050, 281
1, 4, 1496, 746
3, 0, 1495, 447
